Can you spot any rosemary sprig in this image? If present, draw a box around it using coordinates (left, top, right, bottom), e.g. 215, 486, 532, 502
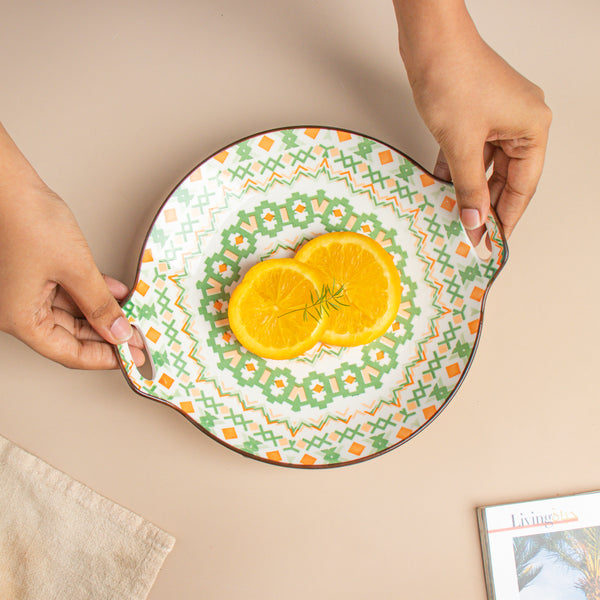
278, 281, 349, 322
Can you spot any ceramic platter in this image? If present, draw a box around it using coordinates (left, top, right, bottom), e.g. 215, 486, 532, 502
116, 127, 507, 468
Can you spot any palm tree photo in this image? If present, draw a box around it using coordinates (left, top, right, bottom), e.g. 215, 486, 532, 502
537, 527, 600, 600
513, 536, 544, 591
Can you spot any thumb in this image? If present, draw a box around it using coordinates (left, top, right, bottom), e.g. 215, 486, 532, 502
443, 139, 490, 236
59, 256, 133, 345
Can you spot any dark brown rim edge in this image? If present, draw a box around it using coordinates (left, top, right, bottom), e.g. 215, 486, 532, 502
114, 124, 509, 469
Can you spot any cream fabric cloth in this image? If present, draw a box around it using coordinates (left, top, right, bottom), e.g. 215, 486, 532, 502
0, 434, 175, 600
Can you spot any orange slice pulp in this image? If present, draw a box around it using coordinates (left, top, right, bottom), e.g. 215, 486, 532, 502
227, 258, 329, 360
294, 232, 402, 346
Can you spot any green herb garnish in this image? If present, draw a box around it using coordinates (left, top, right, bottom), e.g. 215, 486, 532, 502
278, 281, 349, 322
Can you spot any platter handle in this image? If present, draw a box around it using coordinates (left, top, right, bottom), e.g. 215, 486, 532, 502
115, 321, 157, 393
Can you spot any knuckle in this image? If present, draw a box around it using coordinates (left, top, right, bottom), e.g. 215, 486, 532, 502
74, 256, 99, 282
488, 169, 507, 188
429, 123, 450, 149
89, 296, 114, 321
0, 319, 19, 337
72, 317, 87, 339
6, 305, 49, 339
532, 83, 546, 102
454, 186, 487, 208
61, 359, 79, 371
503, 139, 533, 159
505, 179, 536, 203
541, 104, 553, 128
528, 97, 552, 133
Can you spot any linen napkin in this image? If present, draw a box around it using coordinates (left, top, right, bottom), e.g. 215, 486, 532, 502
0, 434, 175, 600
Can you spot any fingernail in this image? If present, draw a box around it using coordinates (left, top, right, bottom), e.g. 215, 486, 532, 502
460, 208, 481, 230
110, 316, 133, 343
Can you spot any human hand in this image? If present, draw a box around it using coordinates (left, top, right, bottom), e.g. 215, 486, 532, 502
0, 124, 145, 369
393, 0, 552, 241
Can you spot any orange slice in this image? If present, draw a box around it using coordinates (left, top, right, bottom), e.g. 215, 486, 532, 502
294, 232, 402, 346
228, 258, 330, 360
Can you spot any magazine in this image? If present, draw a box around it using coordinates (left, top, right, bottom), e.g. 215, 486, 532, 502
477, 490, 600, 600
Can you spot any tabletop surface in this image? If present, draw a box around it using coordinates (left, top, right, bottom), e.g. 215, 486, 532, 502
1, 1, 598, 598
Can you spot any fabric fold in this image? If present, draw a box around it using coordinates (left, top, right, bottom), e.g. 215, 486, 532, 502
0, 434, 175, 600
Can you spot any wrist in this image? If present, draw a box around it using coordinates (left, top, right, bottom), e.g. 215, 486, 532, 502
393, 0, 480, 84
0, 123, 47, 207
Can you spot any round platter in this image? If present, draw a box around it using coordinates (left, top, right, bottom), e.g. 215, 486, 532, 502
116, 126, 507, 468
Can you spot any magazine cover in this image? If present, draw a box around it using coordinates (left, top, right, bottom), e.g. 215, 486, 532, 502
477, 490, 600, 600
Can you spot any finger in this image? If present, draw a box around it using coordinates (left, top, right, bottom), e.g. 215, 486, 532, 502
433, 148, 451, 181
101, 276, 144, 347
442, 138, 490, 244
484, 142, 495, 175
52, 306, 105, 342
126, 325, 145, 349
487, 147, 509, 208
53, 274, 131, 317
45, 331, 145, 369
435, 144, 494, 182
53, 288, 144, 349
104, 275, 131, 300
31, 323, 123, 369
50, 306, 143, 351
52, 286, 82, 316
27, 320, 145, 370
495, 145, 546, 237
58, 259, 133, 345
127, 344, 146, 367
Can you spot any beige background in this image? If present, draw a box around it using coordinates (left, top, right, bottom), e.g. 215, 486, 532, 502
1, 1, 598, 598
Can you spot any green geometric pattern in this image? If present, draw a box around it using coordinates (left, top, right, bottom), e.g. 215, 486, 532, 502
191, 190, 425, 428
117, 127, 507, 467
